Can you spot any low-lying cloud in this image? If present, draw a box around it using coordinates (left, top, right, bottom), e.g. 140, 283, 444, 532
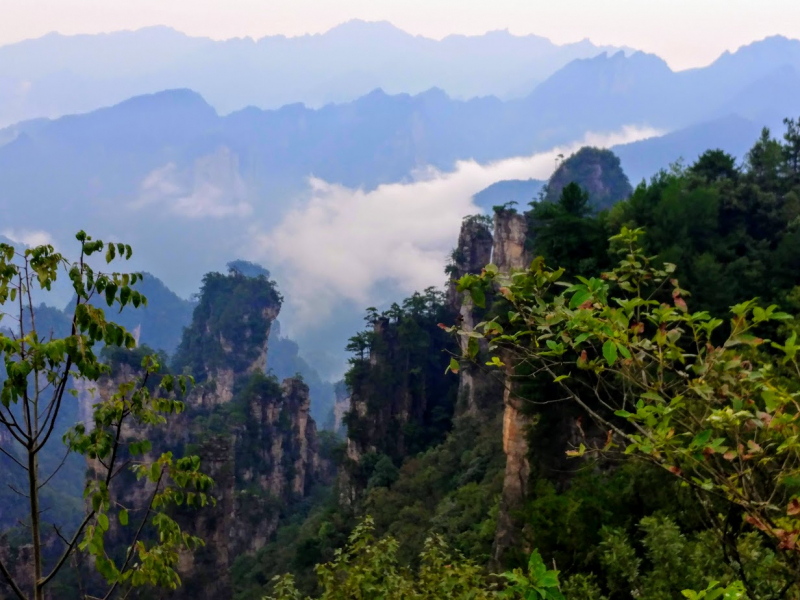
1, 228, 54, 248
248, 126, 662, 325
131, 146, 252, 219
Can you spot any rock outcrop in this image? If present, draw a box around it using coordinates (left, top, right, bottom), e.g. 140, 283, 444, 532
491, 208, 534, 564
543, 147, 633, 209
492, 208, 530, 272
80, 268, 328, 599
331, 380, 350, 435
447, 215, 502, 416
173, 269, 282, 407
343, 317, 416, 464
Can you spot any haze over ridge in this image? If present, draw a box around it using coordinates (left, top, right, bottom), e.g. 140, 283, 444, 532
3, 0, 799, 69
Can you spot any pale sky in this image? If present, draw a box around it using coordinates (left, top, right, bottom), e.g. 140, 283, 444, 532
1, 0, 797, 70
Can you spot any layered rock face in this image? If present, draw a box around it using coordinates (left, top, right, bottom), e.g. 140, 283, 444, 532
446, 216, 499, 416
492, 209, 530, 272
490, 209, 534, 564
331, 380, 350, 435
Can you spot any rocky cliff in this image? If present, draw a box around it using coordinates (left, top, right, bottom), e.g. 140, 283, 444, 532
173, 270, 282, 406
331, 380, 350, 435
492, 208, 531, 272
490, 208, 534, 564
447, 215, 504, 416
79, 268, 328, 599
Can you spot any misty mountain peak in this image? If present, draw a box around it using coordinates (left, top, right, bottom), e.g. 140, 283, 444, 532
113, 89, 216, 115
414, 87, 451, 102
325, 19, 410, 40
712, 35, 800, 69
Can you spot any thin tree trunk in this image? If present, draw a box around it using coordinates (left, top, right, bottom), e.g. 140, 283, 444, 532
28, 447, 43, 600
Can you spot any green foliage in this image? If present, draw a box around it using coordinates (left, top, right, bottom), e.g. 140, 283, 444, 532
542, 147, 633, 209
500, 549, 564, 599
263, 516, 744, 600
527, 182, 611, 275
493, 201, 519, 215
522, 121, 800, 322
366, 455, 399, 490
173, 267, 282, 379
364, 415, 504, 566
451, 225, 800, 597
66, 271, 195, 355
343, 288, 458, 464
265, 516, 496, 600
688, 149, 739, 183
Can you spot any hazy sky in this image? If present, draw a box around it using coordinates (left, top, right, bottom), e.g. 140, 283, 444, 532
2, 0, 797, 70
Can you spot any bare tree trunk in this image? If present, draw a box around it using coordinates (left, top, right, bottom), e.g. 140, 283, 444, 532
28, 447, 43, 600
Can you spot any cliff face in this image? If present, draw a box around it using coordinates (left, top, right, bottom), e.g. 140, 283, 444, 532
82, 269, 328, 600
492, 209, 530, 272
331, 379, 350, 435
343, 318, 419, 465
239, 377, 321, 501
173, 270, 282, 406
447, 215, 503, 416
490, 209, 534, 564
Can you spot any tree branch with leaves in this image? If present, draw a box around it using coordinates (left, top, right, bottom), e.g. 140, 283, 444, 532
0, 232, 212, 600
447, 226, 800, 597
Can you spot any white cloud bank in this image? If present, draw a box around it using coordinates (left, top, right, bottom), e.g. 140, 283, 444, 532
132, 146, 253, 218
248, 126, 662, 325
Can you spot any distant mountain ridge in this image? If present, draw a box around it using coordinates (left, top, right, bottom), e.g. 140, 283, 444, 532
0, 19, 632, 127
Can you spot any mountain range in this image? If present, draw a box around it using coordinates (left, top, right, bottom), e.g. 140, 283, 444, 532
0, 20, 631, 127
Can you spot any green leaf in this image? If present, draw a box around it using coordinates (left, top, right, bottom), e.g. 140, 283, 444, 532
486, 356, 506, 368
97, 513, 109, 532
119, 508, 128, 526
105, 283, 117, 306
691, 430, 712, 448
446, 357, 460, 375
570, 289, 591, 309
471, 286, 486, 308
573, 332, 591, 345
467, 336, 480, 359
602, 340, 618, 366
